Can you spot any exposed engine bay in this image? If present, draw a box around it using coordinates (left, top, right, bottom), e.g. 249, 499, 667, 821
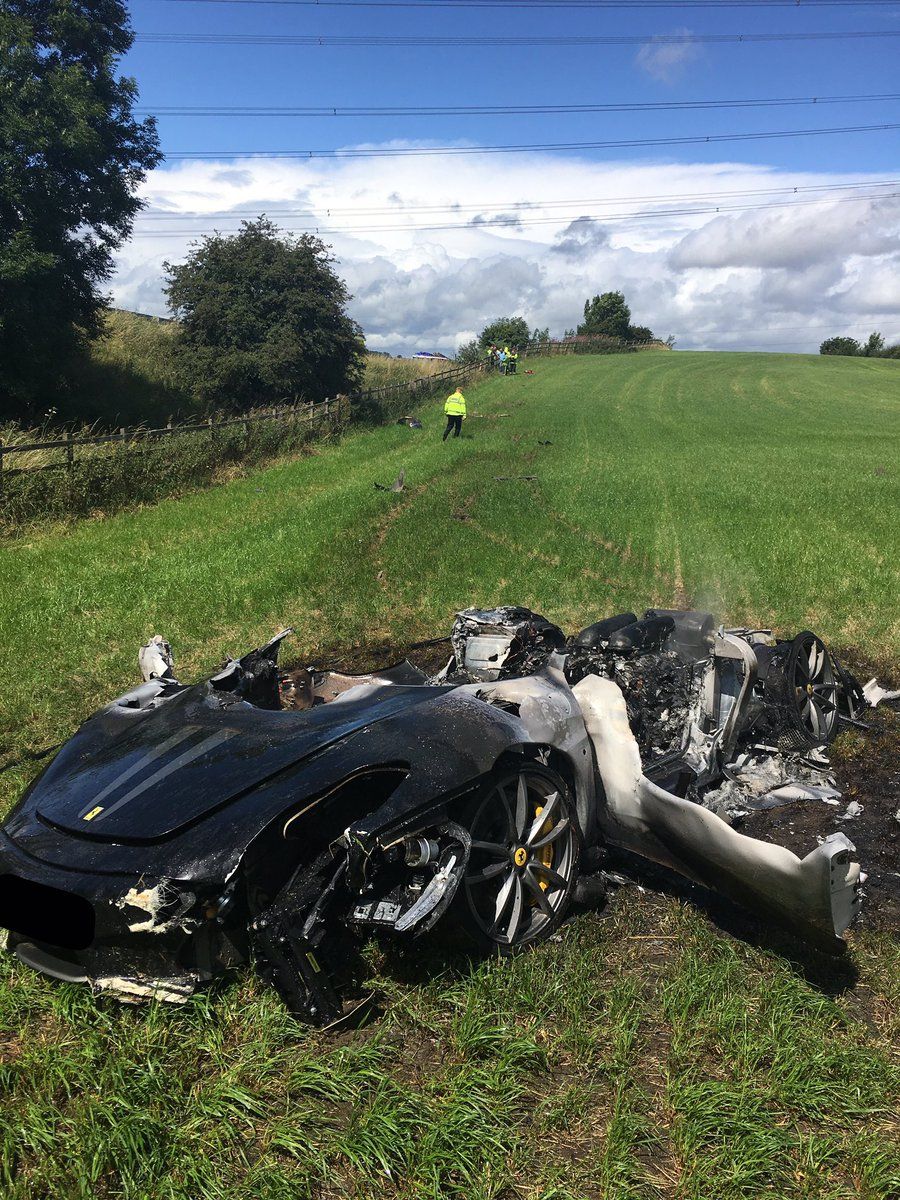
0, 605, 887, 1026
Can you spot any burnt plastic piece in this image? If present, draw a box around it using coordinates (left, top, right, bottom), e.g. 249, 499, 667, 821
251, 927, 344, 1026
250, 856, 349, 1025
608, 616, 675, 656
644, 609, 715, 663
572, 612, 639, 650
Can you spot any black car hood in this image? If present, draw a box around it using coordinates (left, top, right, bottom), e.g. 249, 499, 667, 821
34, 682, 445, 843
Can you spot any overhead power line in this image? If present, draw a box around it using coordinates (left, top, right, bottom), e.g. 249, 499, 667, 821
139, 178, 899, 219
137, 92, 900, 117
148, 1, 900, 9
162, 120, 900, 159
129, 187, 900, 237
135, 29, 900, 47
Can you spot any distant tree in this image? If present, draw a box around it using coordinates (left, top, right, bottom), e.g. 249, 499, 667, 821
819, 337, 861, 356
455, 338, 481, 365
0, 0, 161, 418
881, 343, 900, 359
478, 316, 532, 349
165, 219, 366, 410
627, 324, 655, 344
578, 291, 632, 340
530, 325, 550, 343
863, 331, 886, 357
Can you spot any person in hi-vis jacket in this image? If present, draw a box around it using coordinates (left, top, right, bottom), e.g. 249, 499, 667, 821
442, 387, 467, 440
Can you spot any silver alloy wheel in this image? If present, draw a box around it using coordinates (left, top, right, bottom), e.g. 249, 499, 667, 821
790, 631, 839, 744
462, 767, 577, 948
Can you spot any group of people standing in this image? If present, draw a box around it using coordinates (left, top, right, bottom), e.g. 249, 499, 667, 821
486, 344, 519, 375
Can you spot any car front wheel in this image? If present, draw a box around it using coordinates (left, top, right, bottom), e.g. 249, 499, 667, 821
458, 764, 580, 952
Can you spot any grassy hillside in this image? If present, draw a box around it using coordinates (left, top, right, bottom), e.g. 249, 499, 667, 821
4, 310, 444, 430
0, 352, 898, 1199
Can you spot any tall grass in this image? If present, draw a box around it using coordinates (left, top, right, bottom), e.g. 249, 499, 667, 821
0, 407, 343, 530
362, 354, 449, 390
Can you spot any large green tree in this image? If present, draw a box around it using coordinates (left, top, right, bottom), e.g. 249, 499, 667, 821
0, 0, 161, 417
479, 316, 532, 349
164, 219, 366, 410
577, 291, 632, 340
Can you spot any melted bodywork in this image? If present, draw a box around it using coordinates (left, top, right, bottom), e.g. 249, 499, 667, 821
0, 607, 873, 1023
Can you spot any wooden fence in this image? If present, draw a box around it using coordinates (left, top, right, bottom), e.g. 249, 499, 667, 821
0, 395, 349, 491
350, 358, 487, 410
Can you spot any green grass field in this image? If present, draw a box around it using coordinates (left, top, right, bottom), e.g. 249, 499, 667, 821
0, 351, 898, 1198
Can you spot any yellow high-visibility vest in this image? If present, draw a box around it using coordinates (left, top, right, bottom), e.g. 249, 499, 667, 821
444, 390, 467, 417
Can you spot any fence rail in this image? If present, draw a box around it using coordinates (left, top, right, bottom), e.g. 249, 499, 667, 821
0, 395, 349, 484
352, 358, 486, 407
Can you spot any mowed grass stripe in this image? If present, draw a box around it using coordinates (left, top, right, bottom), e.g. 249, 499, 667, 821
0, 351, 898, 1199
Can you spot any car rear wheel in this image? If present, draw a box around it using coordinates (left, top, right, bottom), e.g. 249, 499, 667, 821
765, 631, 839, 750
458, 764, 580, 952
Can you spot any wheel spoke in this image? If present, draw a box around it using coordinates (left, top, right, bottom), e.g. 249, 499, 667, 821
808, 642, 823, 680
505, 876, 525, 942
809, 699, 826, 738
530, 862, 568, 893
523, 867, 555, 917
530, 817, 571, 851
514, 774, 529, 839
525, 790, 560, 846
491, 868, 517, 932
471, 840, 509, 858
794, 655, 810, 682
467, 860, 508, 886
497, 785, 517, 840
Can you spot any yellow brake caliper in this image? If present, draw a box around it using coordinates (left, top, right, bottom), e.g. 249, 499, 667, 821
533, 804, 553, 892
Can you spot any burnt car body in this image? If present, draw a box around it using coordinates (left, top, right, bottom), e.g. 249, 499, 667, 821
0, 609, 866, 1024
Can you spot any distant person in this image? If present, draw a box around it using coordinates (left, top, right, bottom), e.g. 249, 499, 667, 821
443, 386, 467, 440
497, 347, 508, 374
507, 346, 518, 375
486, 343, 498, 370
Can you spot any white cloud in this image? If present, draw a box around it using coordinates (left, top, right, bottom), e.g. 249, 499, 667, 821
111, 148, 900, 354
635, 29, 703, 85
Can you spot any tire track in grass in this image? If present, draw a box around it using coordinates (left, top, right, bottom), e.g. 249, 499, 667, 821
370, 484, 428, 592
542, 508, 678, 596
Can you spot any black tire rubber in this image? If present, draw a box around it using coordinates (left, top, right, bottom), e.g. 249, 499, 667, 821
453, 763, 580, 954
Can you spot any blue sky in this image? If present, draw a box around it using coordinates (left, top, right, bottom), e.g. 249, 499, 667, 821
114, 0, 900, 351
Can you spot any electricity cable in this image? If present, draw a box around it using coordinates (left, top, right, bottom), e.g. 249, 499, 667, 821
137, 177, 899, 219
147, 1, 900, 10
160, 120, 900, 159
135, 29, 900, 46
136, 92, 900, 117
128, 186, 900, 236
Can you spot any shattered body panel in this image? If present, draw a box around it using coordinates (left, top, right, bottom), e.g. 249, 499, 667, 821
0, 607, 878, 1023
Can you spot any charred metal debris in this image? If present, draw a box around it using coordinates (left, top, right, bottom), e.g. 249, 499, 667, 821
1, 607, 894, 1025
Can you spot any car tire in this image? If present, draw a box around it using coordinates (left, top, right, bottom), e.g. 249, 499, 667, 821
454, 763, 580, 954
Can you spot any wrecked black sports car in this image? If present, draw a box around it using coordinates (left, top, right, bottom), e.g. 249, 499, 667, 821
0, 608, 869, 1025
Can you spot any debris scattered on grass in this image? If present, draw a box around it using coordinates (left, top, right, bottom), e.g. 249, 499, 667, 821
863, 678, 900, 707
374, 470, 406, 493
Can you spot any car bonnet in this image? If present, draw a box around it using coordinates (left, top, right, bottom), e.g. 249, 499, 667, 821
32, 683, 442, 843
